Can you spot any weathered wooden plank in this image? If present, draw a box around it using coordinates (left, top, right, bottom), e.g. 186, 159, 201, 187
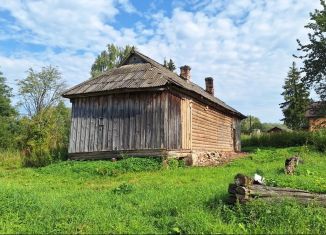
176, 97, 181, 149
76, 98, 83, 153
94, 97, 100, 152
134, 95, 141, 149
123, 93, 130, 150
83, 98, 90, 152
167, 93, 173, 149
98, 96, 104, 151
118, 95, 124, 150
152, 93, 157, 148
145, 94, 152, 148
101, 96, 108, 151
163, 92, 169, 149
129, 94, 136, 149
69, 100, 77, 153
160, 92, 165, 148
140, 93, 146, 149
112, 95, 119, 150
107, 95, 113, 151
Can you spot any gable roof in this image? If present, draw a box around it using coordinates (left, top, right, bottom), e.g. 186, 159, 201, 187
305, 101, 326, 118
62, 50, 246, 119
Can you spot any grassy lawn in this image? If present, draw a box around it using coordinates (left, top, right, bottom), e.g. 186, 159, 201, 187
0, 147, 326, 234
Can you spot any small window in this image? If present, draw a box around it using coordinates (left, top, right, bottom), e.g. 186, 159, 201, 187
98, 117, 104, 126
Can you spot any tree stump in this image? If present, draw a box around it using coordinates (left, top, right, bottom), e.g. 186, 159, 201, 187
284, 156, 301, 175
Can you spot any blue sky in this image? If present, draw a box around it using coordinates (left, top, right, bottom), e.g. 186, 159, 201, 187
0, 0, 320, 121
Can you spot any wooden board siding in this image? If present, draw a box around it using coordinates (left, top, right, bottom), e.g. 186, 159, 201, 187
191, 101, 234, 151
181, 98, 191, 150
68, 91, 182, 154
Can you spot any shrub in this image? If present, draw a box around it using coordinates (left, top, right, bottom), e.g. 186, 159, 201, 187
22, 146, 53, 168
311, 129, 326, 152
242, 130, 326, 152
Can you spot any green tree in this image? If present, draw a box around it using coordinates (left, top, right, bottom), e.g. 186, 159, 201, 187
295, 0, 326, 102
91, 44, 134, 78
241, 115, 263, 134
279, 62, 310, 130
163, 58, 176, 72
0, 69, 18, 149
0, 69, 16, 117
17, 66, 65, 117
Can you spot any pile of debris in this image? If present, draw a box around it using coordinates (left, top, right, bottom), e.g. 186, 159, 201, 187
228, 173, 326, 206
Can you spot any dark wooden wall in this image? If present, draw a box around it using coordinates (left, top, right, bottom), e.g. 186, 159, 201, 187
69, 91, 181, 153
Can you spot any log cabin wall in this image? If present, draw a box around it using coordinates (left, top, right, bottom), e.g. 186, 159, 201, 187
68, 91, 182, 154
191, 100, 234, 151
180, 98, 192, 150
308, 117, 326, 131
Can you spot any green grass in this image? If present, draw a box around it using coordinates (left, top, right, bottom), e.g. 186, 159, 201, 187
0, 147, 326, 234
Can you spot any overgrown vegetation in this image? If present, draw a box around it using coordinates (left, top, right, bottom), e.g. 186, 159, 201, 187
242, 130, 326, 152
0, 67, 70, 168
0, 147, 326, 234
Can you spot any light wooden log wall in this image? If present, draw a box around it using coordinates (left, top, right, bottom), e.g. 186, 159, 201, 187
191, 101, 234, 151
181, 98, 191, 150
69, 91, 182, 154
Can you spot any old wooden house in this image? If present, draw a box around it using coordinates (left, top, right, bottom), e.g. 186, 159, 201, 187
305, 102, 326, 131
62, 50, 246, 162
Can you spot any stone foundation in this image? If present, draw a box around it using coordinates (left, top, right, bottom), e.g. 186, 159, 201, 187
167, 150, 241, 166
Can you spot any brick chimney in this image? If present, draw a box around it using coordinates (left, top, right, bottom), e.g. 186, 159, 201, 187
180, 65, 191, 81
205, 77, 214, 95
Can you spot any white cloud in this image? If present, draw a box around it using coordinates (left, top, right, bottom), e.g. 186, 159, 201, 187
0, 0, 322, 122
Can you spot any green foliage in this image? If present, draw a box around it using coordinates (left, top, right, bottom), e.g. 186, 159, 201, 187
166, 158, 186, 169
0, 70, 19, 149
241, 115, 263, 134
17, 102, 71, 167
0, 147, 326, 233
280, 62, 310, 130
113, 183, 134, 194
91, 44, 134, 78
17, 66, 65, 117
0, 150, 22, 169
0, 69, 16, 117
163, 58, 177, 72
311, 129, 326, 152
296, 0, 326, 101
37, 157, 162, 177
242, 130, 326, 152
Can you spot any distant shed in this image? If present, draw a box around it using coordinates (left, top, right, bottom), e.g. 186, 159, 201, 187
62, 50, 246, 162
267, 127, 285, 133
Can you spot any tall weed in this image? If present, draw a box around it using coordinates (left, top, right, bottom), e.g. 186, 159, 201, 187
0, 150, 22, 169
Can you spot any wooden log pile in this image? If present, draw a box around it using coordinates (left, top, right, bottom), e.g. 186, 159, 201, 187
228, 174, 326, 206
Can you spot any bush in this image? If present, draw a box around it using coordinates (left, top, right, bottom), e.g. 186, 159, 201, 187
311, 129, 326, 152
242, 130, 326, 152
22, 148, 53, 168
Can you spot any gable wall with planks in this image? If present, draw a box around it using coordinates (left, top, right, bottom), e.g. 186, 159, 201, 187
189, 100, 235, 152
68, 91, 182, 155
